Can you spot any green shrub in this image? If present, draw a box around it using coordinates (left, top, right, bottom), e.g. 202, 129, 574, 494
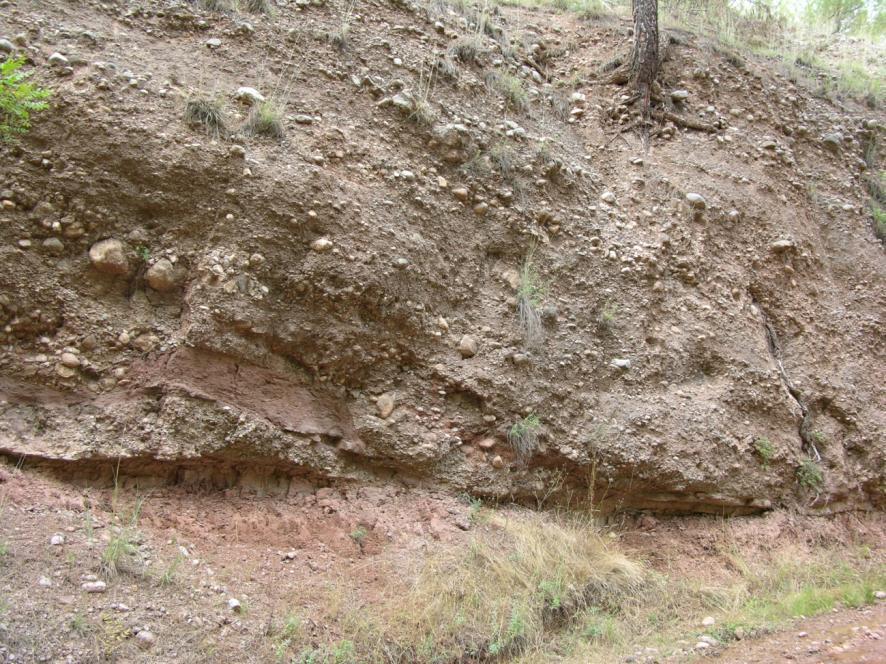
1, 57, 51, 142
754, 437, 775, 466
797, 458, 824, 490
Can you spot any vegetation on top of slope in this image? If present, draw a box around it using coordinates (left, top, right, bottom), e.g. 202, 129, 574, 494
491, 0, 884, 106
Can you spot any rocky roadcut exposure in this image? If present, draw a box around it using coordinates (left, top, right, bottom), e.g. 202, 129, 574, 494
0, 0, 884, 662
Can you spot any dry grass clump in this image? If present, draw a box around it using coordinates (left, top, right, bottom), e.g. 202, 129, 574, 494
516, 245, 545, 347
196, 0, 270, 11
327, 0, 357, 51
486, 70, 530, 111
197, 0, 237, 11
242, 0, 272, 13
317, 511, 643, 662
184, 97, 227, 139
262, 508, 885, 663
407, 66, 438, 127
508, 413, 541, 457
451, 34, 485, 63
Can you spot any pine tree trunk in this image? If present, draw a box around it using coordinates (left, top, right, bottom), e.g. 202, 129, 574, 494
630, 0, 659, 114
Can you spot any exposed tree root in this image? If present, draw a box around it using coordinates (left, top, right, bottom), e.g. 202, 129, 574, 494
654, 110, 719, 133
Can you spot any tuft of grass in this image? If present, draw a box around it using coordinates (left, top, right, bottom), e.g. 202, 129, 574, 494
327, 0, 357, 52
243, 0, 272, 13
0, 540, 8, 561
516, 245, 545, 348
434, 54, 459, 81
874, 202, 886, 240
497, 0, 612, 20
184, 97, 227, 139
197, 0, 237, 11
320, 510, 643, 661
101, 496, 144, 579
796, 458, 824, 491
508, 413, 542, 457
487, 70, 530, 111
450, 34, 485, 63
159, 552, 184, 586
408, 65, 438, 127
489, 142, 517, 179
70, 612, 90, 636
244, 100, 285, 140
597, 301, 618, 330
754, 437, 775, 467
460, 149, 492, 178
578, 606, 622, 645
1, 56, 52, 142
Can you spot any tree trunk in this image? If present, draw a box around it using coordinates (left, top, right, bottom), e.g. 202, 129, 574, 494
630, 0, 659, 115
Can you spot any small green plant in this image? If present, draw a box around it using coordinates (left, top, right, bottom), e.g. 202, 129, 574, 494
580, 606, 620, 644
516, 245, 545, 347
136, 245, 150, 262
754, 437, 775, 466
332, 639, 356, 664
811, 430, 829, 447
597, 301, 618, 329
1, 56, 51, 142
538, 578, 565, 610
184, 96, 227, 139
467, 496, 484, 524
350, 526, 368, 543
0, 541, 8, 561
488, 606, 527, 656
244, 100, 285, 140
273, 612, 302, 662
508, 413, 541, 457
295, 648, 322, 664
159, 552, 184, 586
797, 458, 824, 490
70, 612, 89, 635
